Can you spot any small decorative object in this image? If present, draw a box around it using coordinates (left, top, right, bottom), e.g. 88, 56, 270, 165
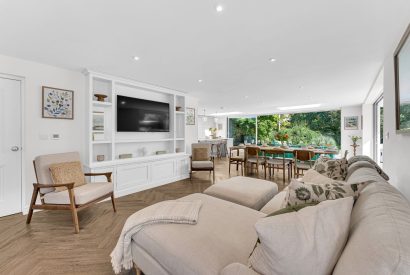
209, 127, 217, 139
394, 24, 410, 132
96, 155, 105, 162
119, 153, 133, 159
93, 132, 105, 141
92, 112, 104, 131
186, 107, 196, 125
344, 116, 359, 130
176, 148, 183, 153
42, 86, 74, 119
94, 93, 107, 102
275, 130, 290, 148
176, 106, 182, 111
156, 150, 167, 155
350, 135, 362, 156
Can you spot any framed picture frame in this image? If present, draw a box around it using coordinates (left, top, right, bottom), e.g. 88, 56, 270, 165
42, 86, 74, 119
344, 116, 359, 130
186, 107, 195, 125
394, 24, 410, 132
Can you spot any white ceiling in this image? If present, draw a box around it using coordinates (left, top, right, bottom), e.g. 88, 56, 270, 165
0, 0, 409, 114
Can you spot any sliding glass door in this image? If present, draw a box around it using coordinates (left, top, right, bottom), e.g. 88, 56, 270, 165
374, 96, 384, 166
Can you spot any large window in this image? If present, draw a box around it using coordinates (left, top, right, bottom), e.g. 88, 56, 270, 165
228, 117, 256, 145
228, 111, 341, 147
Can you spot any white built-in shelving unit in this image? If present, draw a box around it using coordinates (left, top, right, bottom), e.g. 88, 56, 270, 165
85, 70, 190, 197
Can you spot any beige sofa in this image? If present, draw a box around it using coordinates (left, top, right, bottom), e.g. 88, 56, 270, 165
131, 166, 410, 274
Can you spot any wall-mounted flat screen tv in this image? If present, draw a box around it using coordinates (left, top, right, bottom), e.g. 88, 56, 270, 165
117, 95, 170, 132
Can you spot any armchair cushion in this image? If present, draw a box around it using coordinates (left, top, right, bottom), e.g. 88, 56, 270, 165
49, 161, 86, 192
192, 148, 210, 161
191, 160, 214, 169
43, 182, 113, 205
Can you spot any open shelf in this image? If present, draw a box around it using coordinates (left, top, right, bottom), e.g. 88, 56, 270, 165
116, 138, 174, 144
92, 101, 112, 107
175, 111, 185, 115
92, 140, 112, 144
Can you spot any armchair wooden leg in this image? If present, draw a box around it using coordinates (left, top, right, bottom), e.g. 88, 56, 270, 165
26, 185, 39, 224
111, 193, 117, 212
134, 263, 142, 275
68, 188, 80, 234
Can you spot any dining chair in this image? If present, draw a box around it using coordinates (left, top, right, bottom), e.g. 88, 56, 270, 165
293, 149, 316, 177
245, 146, 265, 175
228, 146, 245, 176
263, 148, 292, 184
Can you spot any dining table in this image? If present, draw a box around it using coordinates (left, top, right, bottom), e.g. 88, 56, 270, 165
230, 145, 339, 157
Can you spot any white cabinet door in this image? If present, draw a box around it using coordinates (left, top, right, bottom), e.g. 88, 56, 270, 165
176, 157, 190, 177
116, 163, 149, 191
150, 160, 175, 183
0, 78, 22, 217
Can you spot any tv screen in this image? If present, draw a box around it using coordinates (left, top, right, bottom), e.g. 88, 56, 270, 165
117, 95, 170, 132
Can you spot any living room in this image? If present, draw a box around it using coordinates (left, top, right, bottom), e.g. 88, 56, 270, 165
0, 1, 410, 274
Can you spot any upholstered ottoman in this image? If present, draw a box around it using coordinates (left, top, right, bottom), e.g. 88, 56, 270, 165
203, 176, 278, 210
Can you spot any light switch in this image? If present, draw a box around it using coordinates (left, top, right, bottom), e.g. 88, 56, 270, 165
51, 134, 61, 140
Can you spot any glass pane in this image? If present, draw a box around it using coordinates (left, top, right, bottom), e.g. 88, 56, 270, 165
228, 117, 256, 145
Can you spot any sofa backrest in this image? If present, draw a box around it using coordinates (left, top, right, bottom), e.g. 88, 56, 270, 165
333, 167, 410, 274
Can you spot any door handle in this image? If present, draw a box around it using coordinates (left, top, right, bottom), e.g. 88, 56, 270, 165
11, 146, 19, 152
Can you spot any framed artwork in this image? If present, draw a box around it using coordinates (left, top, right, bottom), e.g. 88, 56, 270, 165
394, 24, 410, 132
344, 116, 359, 130
42, 86, 74, 119
186, 107, 195, 125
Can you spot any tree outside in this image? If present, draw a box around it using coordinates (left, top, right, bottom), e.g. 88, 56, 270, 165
228, 110, 341, 148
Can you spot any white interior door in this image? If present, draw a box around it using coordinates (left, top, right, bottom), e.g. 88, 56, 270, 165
0, 77, 22, 217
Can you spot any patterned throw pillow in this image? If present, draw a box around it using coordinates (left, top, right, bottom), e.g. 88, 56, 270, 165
266, 202, 319, 217
283, 179, 364, 207
49, 161, 86, 192
313, 155, 348, 180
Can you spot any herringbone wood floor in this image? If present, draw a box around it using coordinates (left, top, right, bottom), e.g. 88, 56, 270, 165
0, 159, 288, 275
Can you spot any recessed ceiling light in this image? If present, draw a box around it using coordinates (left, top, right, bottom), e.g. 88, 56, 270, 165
133, 56, 140, 61
269, 58, 276, 62
277, 104, 321, 111
216, 5, 224, 12
198, 79, 203, 83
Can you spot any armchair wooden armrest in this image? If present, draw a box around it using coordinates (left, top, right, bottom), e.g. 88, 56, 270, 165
33, 182, 75, 189
84, 172, 112, 182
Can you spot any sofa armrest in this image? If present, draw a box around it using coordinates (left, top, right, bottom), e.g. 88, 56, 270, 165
220, 263, 260, 275
84, 172, 112, 182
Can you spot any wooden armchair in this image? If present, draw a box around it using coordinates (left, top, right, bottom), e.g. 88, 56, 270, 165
26, 152, 116, 233
190, 143, 215, 183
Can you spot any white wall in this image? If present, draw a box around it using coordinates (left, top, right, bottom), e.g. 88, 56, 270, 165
341, 105, 363, 158
0, 54, 86, 211
185, 96, 199, 154
383, 53, 410, 200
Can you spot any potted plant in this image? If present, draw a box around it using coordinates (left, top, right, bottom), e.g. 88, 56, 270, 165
209, 128, 218, 139
274, 130, 290, 148
350, 135, 362, 156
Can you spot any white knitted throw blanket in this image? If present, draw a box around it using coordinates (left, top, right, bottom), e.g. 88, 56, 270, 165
110, 200, 202, 274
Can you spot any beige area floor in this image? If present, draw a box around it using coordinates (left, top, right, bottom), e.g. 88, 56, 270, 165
0, 158, 288, 275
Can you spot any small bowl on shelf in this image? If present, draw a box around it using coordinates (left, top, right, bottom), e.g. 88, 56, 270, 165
94, 93, 108, 102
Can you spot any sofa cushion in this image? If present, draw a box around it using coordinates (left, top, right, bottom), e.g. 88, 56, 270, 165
249, 197, 353, 275
43, 182, 113, 205
204, 176, 278, 210
191, 160, 213, 169
283, 179, 363, 207
49, 161, 86, 191
333, 174, 410, 274
259, 189, 287, 214
220, 263, 259, 275
313, 155, 348, 180
302, 169, 336, 185
132, 193, 265, 275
